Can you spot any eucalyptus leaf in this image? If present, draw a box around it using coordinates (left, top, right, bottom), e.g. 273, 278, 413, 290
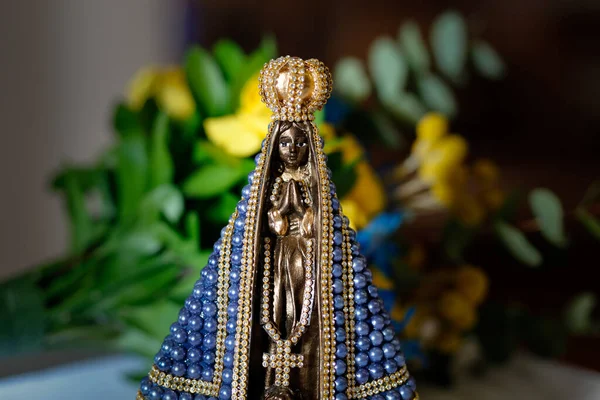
398, 21, 430, 73
472, 40, 506, 80
183, 164, 248, 198
149, 112, 174, 188
213, 39, 246, 82
371, 112, 404, 149
185, 46, 230, 117
494, 221, 542, 267
381, 91, 427, 125
334, 57, 372, 103
575, 208, 600, 241
141, 184, 184, 224
116, 131, 148, 220
368, 37, 408, 100
564, 292, 597, 334
430, 11, 468, 82
64, 172, 93, 253
529, 188, 567, 247
0, 279, 45, 356
417, 74, 457, 117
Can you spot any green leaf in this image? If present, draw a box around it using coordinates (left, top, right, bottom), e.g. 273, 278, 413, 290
208, 192, 240, 224
381, 92, 427, 125
564, 292, 597, 334
140, 184, 184, 224
529, 188, 567, 247
120, 299, 181, 340
328, 151, 359, 198
494, 221, 542, 267
116, 328, 162, 358
368, 37, 408, 100
398, 21, 430, 73
113, 103, 143, 138
185, 46, 230, 117
149, 112, 174, 188
0, 278, 45, 356
213, 39, 246, 82
334, 57, 372, 103
168, 272, 201, 303
417, 74, 457, 117
229, 35, 277, 110
185, 211, 200, 248
472, 40, 506, 80
116, 131, 148, 220
183, 164, 248, 198
371, 111, 405, 149
63, 172, 94, 253
575, 208, 600, 241
430, 11, 468, 82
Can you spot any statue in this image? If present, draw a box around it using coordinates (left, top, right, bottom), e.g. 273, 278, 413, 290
137, 56, 419, 400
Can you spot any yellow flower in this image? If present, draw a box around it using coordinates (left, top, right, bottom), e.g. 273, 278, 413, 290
439, 290, 473, 327
412, 113, 449, 159
204, 73, 271, 157
455, 265, 489, 306
340, 198, 367, 231
418, 134, 468, 182
371, 267, 394, 290
127, 66, 195, 120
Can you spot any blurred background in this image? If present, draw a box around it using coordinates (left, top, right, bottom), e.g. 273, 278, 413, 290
0, 0, 598, 399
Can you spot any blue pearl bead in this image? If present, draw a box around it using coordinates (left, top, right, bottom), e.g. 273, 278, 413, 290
194, 396, 206, 400
326, 168, 333, 178
157, 357, 171, 371
394, 353, 406, 367
367, 284, 378, 297
391, 337, 402, 350
237, 199, 248, 214
222, 368, 233, 384
354, 289, 368, 305
332, 279, 343, 294
368, 299, 382, 315
229, 269, 240, 281
334, 376, 347, 391
333, 247, 343, 262
226, 318, 236, 333
202, 303, 217, 317
225, 335, 235, 351
148, 386, 163, 400
332, 263, 343, 278
227, 302, 237, 316
355, 306, 369, 321
351, 243, 360, 256
352, 256, 366, 273
208, 255, 218, 267
171, 345, 186, 361
355, 352, 369, 367
332, 198, 340, 212
335, 327, 346, 343
334, 359, 347, 375
192, 287, 203, 299
333, 230, 343, 245
203, 351, 215, 364
161, 340, 175, 354
383, 326, 395, 341
355, 368, 369, 385
232, 233, 243, 247
400, 386, 414, 400
369, 347, 384, 363
241, 185, 251, 199
231, 252, 242, 266
224, 352, 234, 368
171, 323, 183, 334
372, 395, 385, 400
202, 334, 217, 350
334, 311, 345, 326
178, 309, 190, 325
335, 343, 348, 358
385, 390, 401, 400
371, 315, 385, 330
370, 330, 384, 347
355, 321, 370, 337
220, 226, 229, 238
187, 363, 202, 379
171, 362, 186, 376
254, 153, 262, 165
187, 347, 201, 362
204, 318, 218, 333
205, 270, 218, 285
180, 394, 192, 400
188, 316, 203, 332
334, 295, 345, 311
173, 330, 187, 344
234, 217, 245, 230
407, 377, 416, 390
201, 367, 214, 381
383, 343, 396, 359
140, 377, 151, 395
187, 332, 201, 346
348, 229, 356, 241
368, 363, 384, 379
353, 274, 367, 289
356, 336, 371, 352
384, 359, 398, 374
219, 385, 231, 399
335, 395, 348, 400
247, 171, 256, 183
333, 215, 342, 229
213, 240, 222, 252
228, 286, 239, 300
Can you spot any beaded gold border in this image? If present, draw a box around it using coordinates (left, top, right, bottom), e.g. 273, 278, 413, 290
146, 365, 219, 396
341, 218, 357, 395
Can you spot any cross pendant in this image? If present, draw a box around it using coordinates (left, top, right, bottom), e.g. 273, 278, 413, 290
262, 340, 304, 387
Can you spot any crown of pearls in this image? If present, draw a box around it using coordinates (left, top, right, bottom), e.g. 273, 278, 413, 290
258, 56, 333, 121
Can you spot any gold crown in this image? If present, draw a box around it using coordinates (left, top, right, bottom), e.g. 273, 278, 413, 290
258, 56, 333, 121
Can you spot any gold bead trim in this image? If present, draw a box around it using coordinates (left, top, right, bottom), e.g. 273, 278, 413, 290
341, 218, 357, 395
147, 365, 219, 396
259, 56, 332, 122
350, 367, 410, 399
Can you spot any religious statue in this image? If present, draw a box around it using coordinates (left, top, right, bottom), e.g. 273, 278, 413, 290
137, 56, 419, 400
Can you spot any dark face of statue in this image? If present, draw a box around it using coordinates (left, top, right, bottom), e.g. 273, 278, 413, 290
278, 125, 309, 169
